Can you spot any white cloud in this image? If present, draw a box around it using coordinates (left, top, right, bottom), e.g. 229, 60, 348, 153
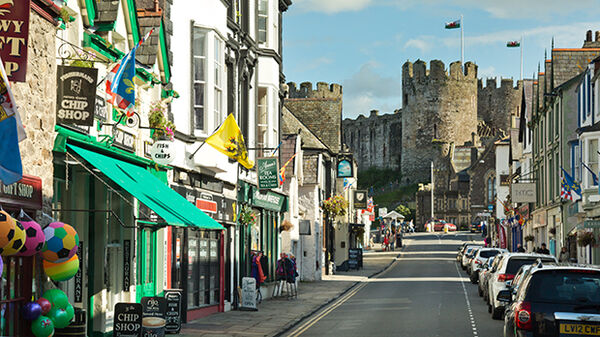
342, 62, 402, 117
292, 0, 373, 14
478, 66, 497, 79
404, 37, 434, 53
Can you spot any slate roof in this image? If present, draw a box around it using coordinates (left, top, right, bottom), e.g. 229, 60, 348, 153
281, 106, 329, 151
95, 0, 120, 25
135, 0, 163, 67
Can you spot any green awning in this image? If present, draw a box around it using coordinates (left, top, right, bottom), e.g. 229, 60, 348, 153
68, 144, 224, 230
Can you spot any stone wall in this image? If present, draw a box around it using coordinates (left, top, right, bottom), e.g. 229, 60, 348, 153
401, 60, 478, 184
286, 82, 342, 153
12, 12, 57, 213
477, 78, 522, 134
342, 109, 402, 171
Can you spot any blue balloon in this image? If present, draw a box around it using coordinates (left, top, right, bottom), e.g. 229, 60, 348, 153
22, 302, 42, 320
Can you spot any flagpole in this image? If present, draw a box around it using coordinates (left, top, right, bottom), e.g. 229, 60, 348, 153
520, 36, 524, 81
460, 14, 464, 69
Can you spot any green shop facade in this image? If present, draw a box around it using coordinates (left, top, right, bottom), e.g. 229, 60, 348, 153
52, 126, 223, 336
237, 181, 288, 289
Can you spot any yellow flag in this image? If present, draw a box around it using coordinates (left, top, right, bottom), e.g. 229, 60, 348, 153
205, 114, 254, 169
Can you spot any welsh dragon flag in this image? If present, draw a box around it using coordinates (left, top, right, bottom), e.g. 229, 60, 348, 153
507, 41, 520, 47
445, 19, 460, 29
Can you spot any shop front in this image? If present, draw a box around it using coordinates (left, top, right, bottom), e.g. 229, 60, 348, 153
0, 175, 42, 336
53, 127, 223, 336
169, 182, 235, 321
237, 182, 287, 294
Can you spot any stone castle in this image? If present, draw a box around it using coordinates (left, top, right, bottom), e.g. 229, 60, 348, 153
342, 59, 522, 184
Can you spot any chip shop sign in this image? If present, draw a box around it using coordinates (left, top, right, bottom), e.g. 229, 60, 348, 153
0, 0, 30, 82
0, 175, 42, 210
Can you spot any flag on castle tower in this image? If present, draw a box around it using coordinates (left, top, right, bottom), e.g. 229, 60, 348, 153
445, 19, 460, 29
507, 41, 521, 47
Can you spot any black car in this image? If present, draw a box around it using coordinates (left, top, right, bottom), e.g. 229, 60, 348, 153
498, 262, 600, 337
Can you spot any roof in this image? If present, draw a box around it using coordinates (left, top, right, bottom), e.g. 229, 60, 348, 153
383, 210, 405, 219
281, 106, 330, 151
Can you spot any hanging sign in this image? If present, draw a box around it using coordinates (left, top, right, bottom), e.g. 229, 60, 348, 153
354, 190, 367, 209
0, 0, 30, 82
257, 157, 279, 189
337, 156, 353, 178
141, 297, 167, 336
164, 290, 182, 333
0, 174, 42, 210
114, 302, 143, 337
56, 65, 98, 126
113, 128, 136, 152
149, 140, 175, 165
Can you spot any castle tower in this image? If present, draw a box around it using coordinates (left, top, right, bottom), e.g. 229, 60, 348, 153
401, 60, 478, 184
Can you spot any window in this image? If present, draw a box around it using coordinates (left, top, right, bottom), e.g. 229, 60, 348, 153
573, 144, 581, 182
187, 230, 221, 308
549, 156, 553, 198
258, 0, 268, 44
588, 139, 598, 187
214, 37, 224, 127
193, 28, 206, 132
257, 87, 268, 149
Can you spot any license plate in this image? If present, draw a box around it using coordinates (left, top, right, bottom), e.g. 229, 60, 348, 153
560, 323, 600, 335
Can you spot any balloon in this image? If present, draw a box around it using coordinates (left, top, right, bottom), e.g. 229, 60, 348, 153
0, 220, 25, 256
22, 301, 42, 320
0, 211, 16, 248
65, 304, 74, 321
41, 222, 79, 263
18, 220, 45, 256
36, 298, 51, 315
31, 315, 54, 337
43, 254, 79, 282
48, 307, 70, 329
42, 289, 69, 309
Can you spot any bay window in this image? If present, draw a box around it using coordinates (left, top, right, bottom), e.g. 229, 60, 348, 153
193, 29, 206, 132
258, 0, 268, 44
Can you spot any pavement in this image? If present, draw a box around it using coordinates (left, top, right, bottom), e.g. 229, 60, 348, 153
179, 243, 401, 337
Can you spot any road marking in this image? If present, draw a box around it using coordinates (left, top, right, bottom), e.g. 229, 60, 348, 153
455, 262, 479, 337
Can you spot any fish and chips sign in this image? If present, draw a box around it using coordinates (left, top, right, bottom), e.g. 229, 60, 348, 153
0, 0, 30, 82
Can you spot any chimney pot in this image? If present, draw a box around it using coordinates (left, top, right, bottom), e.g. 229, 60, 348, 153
587, 30, 593, 42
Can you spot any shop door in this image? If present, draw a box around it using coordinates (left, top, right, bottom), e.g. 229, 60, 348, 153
137, 228, 157, 301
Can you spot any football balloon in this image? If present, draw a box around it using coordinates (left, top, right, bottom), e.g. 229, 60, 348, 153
41, 222, 79, 263
18, 221, 45, 256
0, 211, 16, 249
0, 220, 25, 256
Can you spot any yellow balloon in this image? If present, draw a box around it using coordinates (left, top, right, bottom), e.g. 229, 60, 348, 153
1, 220, 26, 256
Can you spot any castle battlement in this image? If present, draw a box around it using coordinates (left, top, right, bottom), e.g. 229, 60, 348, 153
402, 60, 477, 83
288, 81, 342, 99
478, 78, 522, 91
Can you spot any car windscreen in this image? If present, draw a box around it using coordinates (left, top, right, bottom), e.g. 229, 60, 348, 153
527, 270, 600, 305
479, 250, 501, 258
506, 258, 555, 274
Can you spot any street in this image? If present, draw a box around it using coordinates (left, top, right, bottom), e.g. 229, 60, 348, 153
283, 232, 504, 337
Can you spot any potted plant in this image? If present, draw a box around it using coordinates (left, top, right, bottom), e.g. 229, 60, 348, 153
578, 231, 596, 247
238, 204, 256, 227
280, 220, 293, 232
524, 235, 534, 242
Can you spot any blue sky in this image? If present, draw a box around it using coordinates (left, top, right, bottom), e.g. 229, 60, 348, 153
283, 0, 600, 119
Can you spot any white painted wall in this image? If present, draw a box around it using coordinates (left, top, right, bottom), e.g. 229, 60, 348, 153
496, 143, 510, 219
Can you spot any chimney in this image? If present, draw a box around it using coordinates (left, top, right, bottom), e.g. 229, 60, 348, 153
587, 30, 593, 42
596, 31, 600, 42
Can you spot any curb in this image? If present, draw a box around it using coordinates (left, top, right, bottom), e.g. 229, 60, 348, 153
273, 243, 407, 337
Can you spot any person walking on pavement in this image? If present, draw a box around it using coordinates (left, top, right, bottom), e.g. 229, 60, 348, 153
396, 227, 403, 248
537, 243, 550, 255
389, 227, 396, 251
559, 246, 569, 262
516, 243, 525, 252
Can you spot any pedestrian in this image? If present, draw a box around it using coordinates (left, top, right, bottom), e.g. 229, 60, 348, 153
516, 243, 525, 252
559, 246, 569, 262
484, 236, 490, 248
396, 227, 403, 248
389, 228, 396, 251
383, 233, 389, 251
537, 243, 550, 255
409, 221, 415, 233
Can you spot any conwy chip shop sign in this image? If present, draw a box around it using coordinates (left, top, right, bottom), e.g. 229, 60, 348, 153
0, 0, 30, 82
56, 65, 98, 126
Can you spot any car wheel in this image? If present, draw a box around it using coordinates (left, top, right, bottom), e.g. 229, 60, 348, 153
491, 303, 503, 320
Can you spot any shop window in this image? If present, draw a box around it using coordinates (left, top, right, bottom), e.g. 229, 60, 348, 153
187, 230, 221, 308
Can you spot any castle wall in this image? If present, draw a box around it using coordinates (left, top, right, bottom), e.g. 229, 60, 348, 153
477, 78, 522, 133
401, 60, 478, 184
342, 110, 402, 171
286, 82, 342, 153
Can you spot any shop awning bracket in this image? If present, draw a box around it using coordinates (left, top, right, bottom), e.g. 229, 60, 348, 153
52, 208, 138, 229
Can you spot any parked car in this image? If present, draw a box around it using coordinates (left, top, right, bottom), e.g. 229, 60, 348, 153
487, 253, 558, 319
461, 245, 482, 270
481, 253, 507, 302
478, 256, 497, 297
469, 248, 506, 283
499, 262, 600, 337
470, 222, 482, 233
457, 242, 471, 262
466, 247, 482, 275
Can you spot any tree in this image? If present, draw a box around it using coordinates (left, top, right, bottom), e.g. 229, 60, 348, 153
395, 204, 412, 220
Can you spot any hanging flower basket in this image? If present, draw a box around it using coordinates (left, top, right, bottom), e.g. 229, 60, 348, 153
524, 235, 535, 242
280, 220, 293, 232
238, 204, 256, 226
148, 101, 176, 141
578, 231, 596, 247
322, 195, 348, 218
